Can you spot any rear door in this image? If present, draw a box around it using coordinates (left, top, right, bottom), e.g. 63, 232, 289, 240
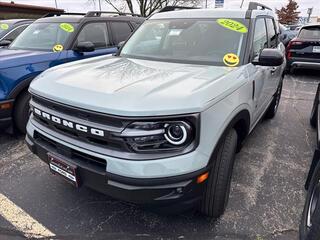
290, 26, 320, 61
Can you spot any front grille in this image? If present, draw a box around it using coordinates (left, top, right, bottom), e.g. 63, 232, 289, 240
30, 95, 130, 152
34, 131, 106, 171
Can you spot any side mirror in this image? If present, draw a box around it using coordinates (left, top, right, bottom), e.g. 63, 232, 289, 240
74, 41, 95, 52
0, 40, 11, 47
253, 48, 284, 66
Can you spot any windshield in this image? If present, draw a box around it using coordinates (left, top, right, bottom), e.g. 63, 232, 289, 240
299, 26, 320, 39
0, 22, 12, 38
120, 18, 249, 66
9, 22, 77, 51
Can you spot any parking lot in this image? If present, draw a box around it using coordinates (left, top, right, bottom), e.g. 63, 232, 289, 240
0, 70, 319, 240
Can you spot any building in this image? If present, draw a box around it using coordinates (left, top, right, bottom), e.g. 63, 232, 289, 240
0, 1, 64, 19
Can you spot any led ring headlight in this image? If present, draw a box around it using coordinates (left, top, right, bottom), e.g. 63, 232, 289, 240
164, 123, 188, 145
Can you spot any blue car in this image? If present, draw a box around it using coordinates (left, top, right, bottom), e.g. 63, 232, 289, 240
0, 12, 144, 133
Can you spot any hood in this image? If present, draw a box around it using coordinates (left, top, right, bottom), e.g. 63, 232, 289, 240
30, 56, 248, 116
0, 49, 59, 69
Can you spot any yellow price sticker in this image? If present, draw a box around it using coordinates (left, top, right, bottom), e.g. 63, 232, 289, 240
217, 19, 248, 33
0, 24, 9, 30
60, 23, 74, 33
53, 44, 64, 52
223, 53, 240, 67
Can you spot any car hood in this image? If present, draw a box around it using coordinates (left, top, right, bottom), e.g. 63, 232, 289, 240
0, 49, 57, 69
30, 56, 248, 116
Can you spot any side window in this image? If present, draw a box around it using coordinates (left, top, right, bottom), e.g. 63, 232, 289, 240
252, 18, 268, 58
266, 18, 277, 48
5, 25, 28, 41
76, 22, 109, 49
110, 21, 132, 45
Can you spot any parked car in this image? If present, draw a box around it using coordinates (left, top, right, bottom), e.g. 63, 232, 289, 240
0, 12, 144, 133
286, 24, 320, 73
279, 24, 297, 47
300, 84, 320, 240
26, 2, 286, 217
0, 19, 33, 45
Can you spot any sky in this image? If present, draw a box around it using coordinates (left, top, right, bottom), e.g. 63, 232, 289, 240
1, 0, 319, 17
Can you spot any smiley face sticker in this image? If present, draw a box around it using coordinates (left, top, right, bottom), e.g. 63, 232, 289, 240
223, 53, 240, 67
0, 23, 9, 30
53, 44, 64, 52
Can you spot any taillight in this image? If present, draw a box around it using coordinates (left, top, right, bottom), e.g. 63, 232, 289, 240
286, 40, 303, 59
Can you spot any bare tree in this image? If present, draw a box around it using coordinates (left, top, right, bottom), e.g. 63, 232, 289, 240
104, 0, 200, 17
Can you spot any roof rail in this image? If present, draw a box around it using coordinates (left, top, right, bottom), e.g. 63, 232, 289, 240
158, 6, 199, 13
85, 11, 141, 17
248, 2, 272, 11
42, 12, 85, 18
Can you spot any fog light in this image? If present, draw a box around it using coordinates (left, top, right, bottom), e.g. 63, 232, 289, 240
197, 172, 209, 184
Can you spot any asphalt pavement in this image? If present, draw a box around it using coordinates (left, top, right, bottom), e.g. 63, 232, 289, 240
0, 70, 319, 240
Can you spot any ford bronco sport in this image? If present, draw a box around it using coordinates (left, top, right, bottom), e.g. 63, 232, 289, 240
0, 12, 144, 133
26, 3, 286, 217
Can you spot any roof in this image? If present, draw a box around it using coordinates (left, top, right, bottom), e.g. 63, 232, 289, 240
0, 19, 33, 24
0, 2, 64, 13
35, 14, 145, 24
150, 8, 275, 20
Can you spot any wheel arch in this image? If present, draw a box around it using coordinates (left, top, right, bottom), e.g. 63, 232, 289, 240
207, 109, 251, 166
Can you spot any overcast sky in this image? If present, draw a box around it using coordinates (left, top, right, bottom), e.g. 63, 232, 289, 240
1, 0, 319, 16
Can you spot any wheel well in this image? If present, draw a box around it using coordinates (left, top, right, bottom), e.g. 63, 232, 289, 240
233, 118, 249, 151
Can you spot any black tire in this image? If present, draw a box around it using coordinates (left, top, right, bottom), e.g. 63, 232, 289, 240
265, 80, 283, 119
199, 128, 238, 218
310, 85, 320, 128
300, 162, 320, 240
13, 91, 31, 134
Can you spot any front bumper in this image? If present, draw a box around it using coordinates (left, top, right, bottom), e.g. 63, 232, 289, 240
0, 99, 14, 130
26, 122, 209, 211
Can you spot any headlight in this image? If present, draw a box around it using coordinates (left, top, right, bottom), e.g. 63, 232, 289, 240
119, 120, 196, 153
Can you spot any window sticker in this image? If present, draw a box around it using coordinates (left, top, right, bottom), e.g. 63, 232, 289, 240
53, 44, 64, 52
217, 19, 247, 33
59, 23, 74, 33
223, 53, 240, 67
0, 24, 9, 30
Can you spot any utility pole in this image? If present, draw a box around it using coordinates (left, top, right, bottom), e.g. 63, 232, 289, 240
307, 7, 313, 23
205, 0, 207, 8
54, 0, 58, 8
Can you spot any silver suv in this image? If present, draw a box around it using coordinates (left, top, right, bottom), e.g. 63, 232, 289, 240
26, 3, 286, 217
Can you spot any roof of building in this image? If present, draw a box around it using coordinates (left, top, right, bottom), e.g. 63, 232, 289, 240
0, 2, 64, 13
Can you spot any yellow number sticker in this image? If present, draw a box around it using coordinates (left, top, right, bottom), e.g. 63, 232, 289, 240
223, 53, 240, 67
60, 23, 74, 33
0, 23, 9, 30
217, 19, 247, 33
53, 44, 64, 52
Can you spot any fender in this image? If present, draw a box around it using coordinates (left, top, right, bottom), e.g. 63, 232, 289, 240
8, 75, 39, 99
305, 150, 320, 190
207, 109, 250, 166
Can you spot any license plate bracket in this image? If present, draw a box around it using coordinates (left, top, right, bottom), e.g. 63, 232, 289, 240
48, 153, 80, 187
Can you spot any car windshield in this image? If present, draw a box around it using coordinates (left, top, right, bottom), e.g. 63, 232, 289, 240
0, 22, 12, 37
9, 22, 77, 51
120, 18, 249, 66
299, 26, 320, 39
